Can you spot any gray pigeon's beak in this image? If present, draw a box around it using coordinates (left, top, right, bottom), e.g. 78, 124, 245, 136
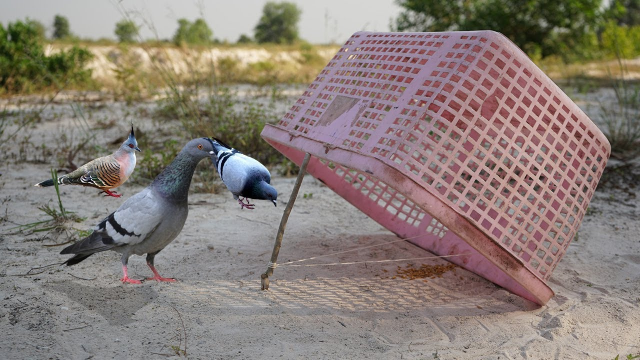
272, 199, 277, 207
134, 146, 141, 152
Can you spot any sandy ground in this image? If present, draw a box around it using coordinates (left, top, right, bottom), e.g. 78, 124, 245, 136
1, 95, 639, 360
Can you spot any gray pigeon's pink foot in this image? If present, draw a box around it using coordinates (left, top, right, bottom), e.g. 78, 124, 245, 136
121, 265, 142, 284
238, 197, 255, 210
103, 189, 122, 198
147, 275, 176, 282
121, 276, 142, 284
147, 263, 176, 282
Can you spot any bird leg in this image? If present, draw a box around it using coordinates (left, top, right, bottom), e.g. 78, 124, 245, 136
146, 262, 176, 282
120, 265, 142, 284
238, 197, 255, 210
145, 253, 176, 282
102, 189, 122, 198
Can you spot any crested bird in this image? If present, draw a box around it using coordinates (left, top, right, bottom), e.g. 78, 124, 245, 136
34, 126, 141, 198
210, 138, 277, 209
60, 138, 216, 284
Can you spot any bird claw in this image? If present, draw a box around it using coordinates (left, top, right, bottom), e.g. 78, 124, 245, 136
238, 197, 255, 210
103, 189, 122, 198
121, 276, 142, 284
146, 276, 176, 282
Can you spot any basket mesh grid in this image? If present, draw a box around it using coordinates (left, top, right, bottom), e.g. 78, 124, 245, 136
327, 160, 429, 228
263, 31, 610, 302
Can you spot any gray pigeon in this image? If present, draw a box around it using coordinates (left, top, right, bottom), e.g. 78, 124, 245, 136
60, 138, 217, 284
210, 138, 277, 209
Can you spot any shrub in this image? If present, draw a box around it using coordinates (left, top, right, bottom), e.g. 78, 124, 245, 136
599, 66, 640, 160
133, 139, 182, 182
602, 21, 634, 58
0, 19, 93, 94
298, 41, 325, 66
155, 86, 284, 165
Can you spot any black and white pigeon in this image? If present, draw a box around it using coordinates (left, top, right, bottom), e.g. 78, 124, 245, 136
210, 138, 277, 209
60, 138, 217, 284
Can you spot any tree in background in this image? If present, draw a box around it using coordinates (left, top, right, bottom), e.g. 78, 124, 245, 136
26, 18, 46, 40
114, 19, 139, 43
392, 0, 603, 58
609, 0, 640, 26
172, 18, 213, 46
53, 15, 71, 39
237, 34, 253, 44
189, 19, 213, 44
254, 2, 301, 44
173, 19, 191, 45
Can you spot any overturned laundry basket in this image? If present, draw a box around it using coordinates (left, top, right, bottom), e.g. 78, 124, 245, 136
261, 31, 610, 305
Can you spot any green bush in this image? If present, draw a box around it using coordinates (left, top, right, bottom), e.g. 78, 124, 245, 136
599, 62, 640, 161
133, 139, 182, 183
215, 56, 241, 84
600, 21, 640, 59
0, 19, 93, 94
298, 41, 325, 66
155, 86, 284, 166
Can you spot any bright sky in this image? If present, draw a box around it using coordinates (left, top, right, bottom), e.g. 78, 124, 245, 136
0, 0, 402, 44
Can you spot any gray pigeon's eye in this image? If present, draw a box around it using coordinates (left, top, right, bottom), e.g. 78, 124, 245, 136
197, 144, 203, 150
128, 144, 134, 148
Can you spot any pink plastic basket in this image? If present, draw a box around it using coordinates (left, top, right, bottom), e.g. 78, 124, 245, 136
261, 31, 610, 305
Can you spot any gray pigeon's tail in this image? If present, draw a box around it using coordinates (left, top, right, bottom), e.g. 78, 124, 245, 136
35, 179, 55, 187
63, 253, 94, 266
60, 229, 115, 266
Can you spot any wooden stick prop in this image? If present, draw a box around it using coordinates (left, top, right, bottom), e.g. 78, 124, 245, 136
261, 152, 311, 290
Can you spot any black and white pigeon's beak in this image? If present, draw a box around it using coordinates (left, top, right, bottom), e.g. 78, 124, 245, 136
208, 150, 217, 164
272, 199, 277, 207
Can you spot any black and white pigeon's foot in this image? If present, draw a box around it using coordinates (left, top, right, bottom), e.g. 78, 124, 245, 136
238, 197, 255, 210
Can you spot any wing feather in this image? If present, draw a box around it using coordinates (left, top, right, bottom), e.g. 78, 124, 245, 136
63, 155, 121, 188
98, 188, 164, 247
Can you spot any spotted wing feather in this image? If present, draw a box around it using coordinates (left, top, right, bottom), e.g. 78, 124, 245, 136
61, 155, 122, 189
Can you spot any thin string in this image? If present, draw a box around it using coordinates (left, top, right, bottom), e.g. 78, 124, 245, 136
281, 253, 470, 267
279, 233, 431, 266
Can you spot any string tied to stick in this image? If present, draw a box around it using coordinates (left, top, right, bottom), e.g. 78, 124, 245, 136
279, 253, 471, 268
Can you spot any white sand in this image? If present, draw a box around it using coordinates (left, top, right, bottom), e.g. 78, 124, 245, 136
0, 98, 639, 359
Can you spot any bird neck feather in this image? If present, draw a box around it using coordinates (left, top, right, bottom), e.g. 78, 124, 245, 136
152, 153, 200, 202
